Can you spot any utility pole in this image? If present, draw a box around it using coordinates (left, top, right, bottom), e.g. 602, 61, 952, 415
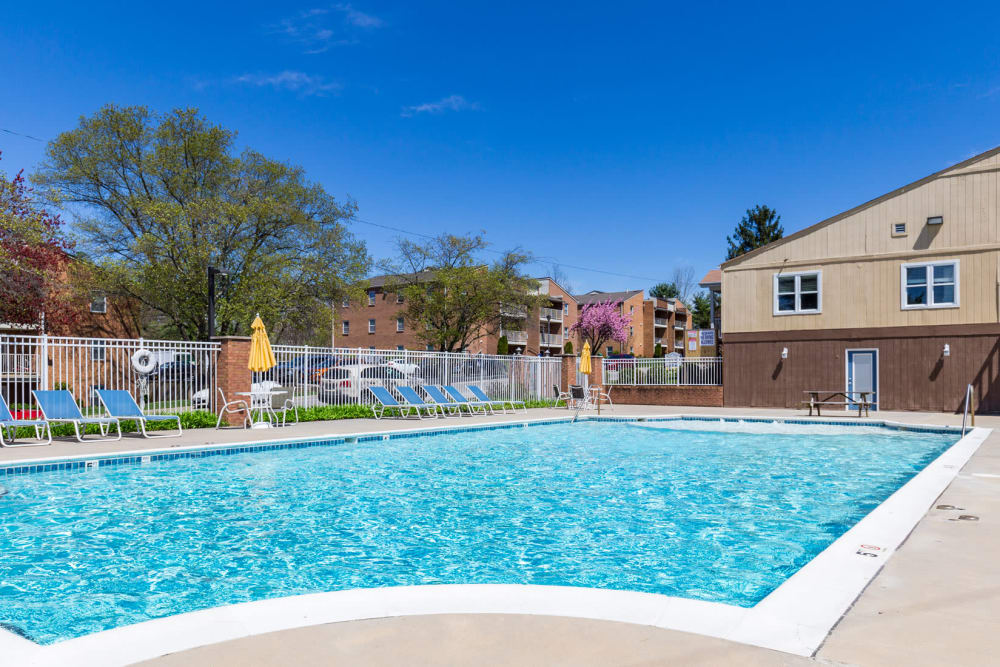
207, 266, 227, 339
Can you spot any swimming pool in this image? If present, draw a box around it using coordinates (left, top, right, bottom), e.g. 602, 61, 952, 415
0, 418, 961, 645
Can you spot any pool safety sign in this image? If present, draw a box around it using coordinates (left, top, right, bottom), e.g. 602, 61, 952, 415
687, 331, 698, 351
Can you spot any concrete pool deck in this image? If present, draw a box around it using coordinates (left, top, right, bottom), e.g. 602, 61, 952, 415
2, 405, 997, 666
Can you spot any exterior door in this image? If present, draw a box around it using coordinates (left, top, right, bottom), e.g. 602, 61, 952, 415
846, 349, 878, 410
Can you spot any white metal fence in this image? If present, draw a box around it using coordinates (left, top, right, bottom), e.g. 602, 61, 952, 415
260, 346, 563, 409
0, 334, 219, 417
601, 357, 723, 386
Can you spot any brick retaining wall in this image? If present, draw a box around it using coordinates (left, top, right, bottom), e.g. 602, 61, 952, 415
606, 385, 723, 407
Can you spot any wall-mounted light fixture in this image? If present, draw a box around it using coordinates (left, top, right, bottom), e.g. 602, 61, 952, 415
781, 347, 788, 360
943, 343, 951, 357
927, 215, 944, 225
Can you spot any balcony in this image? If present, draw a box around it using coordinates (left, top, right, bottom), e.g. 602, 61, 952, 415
654, 337, 664, 345
539, 332, 561, 346
654, 317, 668, 327
674, 323, 686, 331
540, 307, 563, 321
500, 307, 527, 319
500, 329, 527, 345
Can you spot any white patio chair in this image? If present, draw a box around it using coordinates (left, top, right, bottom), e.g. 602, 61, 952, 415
216, 388, 250, 429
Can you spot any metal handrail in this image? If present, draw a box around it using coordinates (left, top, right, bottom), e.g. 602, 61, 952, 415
961, 383, 975, 435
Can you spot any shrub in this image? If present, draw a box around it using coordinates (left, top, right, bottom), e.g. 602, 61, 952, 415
563, 341, 573, 354
653, 343, 663, 358
497, 335, 509, 355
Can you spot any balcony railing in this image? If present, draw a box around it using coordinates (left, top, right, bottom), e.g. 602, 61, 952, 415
654, 317, 668, 327
674, 323, 686, 330
500, 329, 528, 345
540, 333, 561, 346
654, 337, 664, 345
540, 307, 563, 321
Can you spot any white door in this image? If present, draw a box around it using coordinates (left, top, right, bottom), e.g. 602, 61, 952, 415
846, 349, 878, 410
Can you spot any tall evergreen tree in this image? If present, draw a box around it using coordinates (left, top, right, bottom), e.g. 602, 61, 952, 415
726, 205, 783, 260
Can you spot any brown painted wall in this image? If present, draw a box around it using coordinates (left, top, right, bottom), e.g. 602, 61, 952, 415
608, 385, 723, 407
724, 324, 1000, 413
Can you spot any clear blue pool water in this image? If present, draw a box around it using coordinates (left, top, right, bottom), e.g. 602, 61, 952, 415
0, 419, 958, 644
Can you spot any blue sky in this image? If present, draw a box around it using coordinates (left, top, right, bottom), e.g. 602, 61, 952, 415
3, 1, 1000, 294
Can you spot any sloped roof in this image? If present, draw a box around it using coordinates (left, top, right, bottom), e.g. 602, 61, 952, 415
366, 270, 437, 288
699, 269, 721, 287
721, 145, 1000, 268
573, 290, 643, 305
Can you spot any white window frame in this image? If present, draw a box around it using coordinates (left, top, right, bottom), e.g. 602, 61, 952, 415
900, 259, 959, 310
396, 293, 404, 304
367, 290, 376, 306
91, 340, 107, 361
342, 321, 349, 335
773, 270, 822, 316
341, 297, 349, 308
90, 294, 107, 314
396, 317, 404, 332
368, 318, 376, 333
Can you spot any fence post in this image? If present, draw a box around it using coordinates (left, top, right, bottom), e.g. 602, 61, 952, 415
215, 336, 252, 425
39, 333, 49, 392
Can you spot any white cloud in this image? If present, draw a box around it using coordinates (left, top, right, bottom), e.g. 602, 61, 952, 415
401, 94, 480, 117
235, 71, 342, 96
272, 5, 383, 53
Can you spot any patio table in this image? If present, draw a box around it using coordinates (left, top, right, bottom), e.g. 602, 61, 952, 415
235, 390, 288, 428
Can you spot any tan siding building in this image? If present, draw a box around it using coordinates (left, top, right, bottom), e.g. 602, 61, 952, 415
721, 146, 1000, 412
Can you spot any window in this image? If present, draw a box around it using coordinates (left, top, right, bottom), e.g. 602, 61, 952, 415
368, 318, 376, 333
91, 340, 106, 361
341, 297, 349, 308
901, 260, 959, 309
342, 321, 349, 335
563, 303, 568, 314
606, 346, 613, 355
396, 345, 404, 351
396, 317, 404, 332
90, 294, 107, 314
367, 290, 376, 306
426, 344, 434, 351
629, 326, 633, 336
773, 271, 821, 315
891, 222, 907, 237
396, 293, 404, 304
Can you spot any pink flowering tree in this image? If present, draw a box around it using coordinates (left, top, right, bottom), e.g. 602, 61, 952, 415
569, 300, 630, 355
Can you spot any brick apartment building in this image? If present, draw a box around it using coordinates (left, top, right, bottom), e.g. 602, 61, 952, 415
337, 271, 692, 357
574, 290, 691, 357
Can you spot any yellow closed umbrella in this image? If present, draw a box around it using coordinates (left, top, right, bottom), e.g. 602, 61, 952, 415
579, 341, 592, 375
248, 314, 277, 373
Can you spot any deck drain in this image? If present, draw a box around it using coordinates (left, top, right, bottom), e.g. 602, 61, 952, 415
950, 515, 980, 522
936, 504, 964, 510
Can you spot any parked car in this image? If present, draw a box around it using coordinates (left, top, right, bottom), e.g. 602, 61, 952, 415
275, 354, 339, 384
318, 364, 423, 404
156, 360, 203, 382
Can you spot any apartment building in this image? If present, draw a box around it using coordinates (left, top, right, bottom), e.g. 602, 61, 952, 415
721, 145, 1000, 412
573, 290, 691, 357
498, 278, 577, 355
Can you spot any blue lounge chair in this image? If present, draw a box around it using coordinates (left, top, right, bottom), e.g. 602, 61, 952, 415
96, 389, 182, 438
368, 386, 418, 420
420, 385, 468, 416
395, 386, 442, 419
443, 385, 491, 414
467, 385, 527, 414
32, 390, 122, 442
0, 394, 51, 447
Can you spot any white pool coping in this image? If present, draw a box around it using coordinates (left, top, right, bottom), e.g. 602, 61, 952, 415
0, 416, 989, 666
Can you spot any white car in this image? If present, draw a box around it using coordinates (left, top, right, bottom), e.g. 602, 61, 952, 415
318, 364, 422, 404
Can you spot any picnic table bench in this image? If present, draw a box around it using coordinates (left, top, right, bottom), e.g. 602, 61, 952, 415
802, 390, 872, 417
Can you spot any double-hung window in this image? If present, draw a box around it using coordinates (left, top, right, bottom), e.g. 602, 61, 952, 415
773, 271, 821, 315
901, 260, 959, 309
368, 319, 376, 333
342, 321, 350, 335
367, 290, 376, 306
396, 317, 404, 332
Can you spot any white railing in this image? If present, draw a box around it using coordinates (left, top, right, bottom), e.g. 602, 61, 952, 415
0, 334, 220, 416
260, 346, 563, 409
654, 337, 664, 345
539, 333, 561, 346
540, 307, 563, 321
500, 329, 528, 345
654, 318, 668, 327
601, 357, 722, 386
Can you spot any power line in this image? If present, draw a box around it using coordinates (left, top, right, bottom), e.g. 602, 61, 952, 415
0, 128, 43, 142
351, 216, 658, 283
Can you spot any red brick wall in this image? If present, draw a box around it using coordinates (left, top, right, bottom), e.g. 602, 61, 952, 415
215, 336, 252, 424
606, 385, 723, 407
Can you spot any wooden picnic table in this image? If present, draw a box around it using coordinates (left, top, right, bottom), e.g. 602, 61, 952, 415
802, 390, 872, 417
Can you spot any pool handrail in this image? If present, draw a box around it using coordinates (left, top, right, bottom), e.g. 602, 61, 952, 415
0, 392, 52, 447
96, 389, 183, 438
31, 389, 122, 442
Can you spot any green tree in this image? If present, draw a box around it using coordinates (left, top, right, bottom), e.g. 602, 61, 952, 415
649, 282, 679, 299
653, 342, 663, 358
382, 233, 544, 352
497, 335, 509, 355
691, 291, 712, 329
563, 340, 573, 354
726, 204, 783, 260
33, 104, 370, 341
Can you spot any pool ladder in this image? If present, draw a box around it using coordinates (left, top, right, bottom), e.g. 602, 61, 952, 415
961, 383, 975, 436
